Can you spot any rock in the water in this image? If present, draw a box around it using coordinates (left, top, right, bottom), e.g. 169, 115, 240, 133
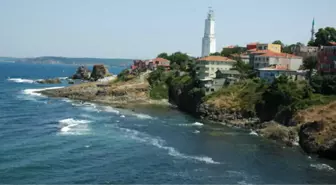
299, 121, 336, 159
36, 78, 61, 84
258, 121, 298, 146
72, 66, 91, 80
91, 64, 110, 81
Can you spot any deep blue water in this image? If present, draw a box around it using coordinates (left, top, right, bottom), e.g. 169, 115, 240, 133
1, 62, 336, 184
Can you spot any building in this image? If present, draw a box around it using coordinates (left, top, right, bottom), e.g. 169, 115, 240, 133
256, 43, 282, 53
199, 69, 240, 94
201, 8, 216, 57
293, 45, 318, 60
196, 56, 236, 79
231, 53, 250, 64
247, 42, 258, 50
253, 50, 303, 70
317, 45, 336, 73
149, 57, 171, 70
258, 65, 306, 83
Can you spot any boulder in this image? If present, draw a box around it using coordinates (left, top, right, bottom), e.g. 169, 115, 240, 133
91, 64, 110, 81
72, 66, 91, 80
36, 78, 61, 84
299, 121, 336, 159
258, 121, 298, 146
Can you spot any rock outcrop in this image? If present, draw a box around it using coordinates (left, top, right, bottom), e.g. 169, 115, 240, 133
36, 78, 61, 84
72, 66, 91, 80
294, 102, 336, 159
90, 64, 110, 81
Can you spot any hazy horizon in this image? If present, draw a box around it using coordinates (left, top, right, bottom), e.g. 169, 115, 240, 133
1, 0, 335, 59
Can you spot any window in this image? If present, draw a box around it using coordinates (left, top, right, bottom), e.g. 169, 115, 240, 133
267, 57, 269, 61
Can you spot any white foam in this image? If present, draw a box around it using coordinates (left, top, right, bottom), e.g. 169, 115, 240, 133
134, 113, 154, 120
58, 77, 68, 80
179, 122, 204, 127
8, 78, 36, 84
194, 130, 200, 134
120, 115, 125, 118
58, 118, 91, 135
117, 127, 220, 164
310, 163, 335, 171
101, 106, 120, 114
22, 87, 64, 97
249, 130, 258, 136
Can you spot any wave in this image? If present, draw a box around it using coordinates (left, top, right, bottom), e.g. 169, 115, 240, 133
179, 122, 204, 127
194, 130, 200, 134
22, 87, 64, 97
58, 118, 91, 135
249, 130, 258, 136
310, 163, 335, 171
133, 113, 154, 120
101, 106, 120, 114
8, 78, 36, 84
116, 126, 220, 164
58, 77, 68, 80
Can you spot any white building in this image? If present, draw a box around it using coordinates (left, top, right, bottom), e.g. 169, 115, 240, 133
258, 65, 306, 83
196, 56, 236, 79
201, 8, 216, 57
253, 51, 303, 70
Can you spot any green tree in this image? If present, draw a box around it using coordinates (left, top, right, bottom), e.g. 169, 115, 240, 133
231, 59, 253, 79
169, 52, 189, 66
309, 27, 336, 46
157, 52, 170, 60
272, 40, 284, 47
302, 56, 318, 82
210, 52, 221, 56
220, 47, 246, 57
282, 44, 295, 54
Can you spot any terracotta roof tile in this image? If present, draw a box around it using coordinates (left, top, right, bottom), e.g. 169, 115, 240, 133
253, 50, 301, 58
152, 57, 170, 62
197, 56, 236, 62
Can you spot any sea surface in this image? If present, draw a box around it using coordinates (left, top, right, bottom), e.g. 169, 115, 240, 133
1, 62, 336, 184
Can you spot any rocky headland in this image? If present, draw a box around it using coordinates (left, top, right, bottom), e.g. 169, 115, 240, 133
41, 64, 336, 160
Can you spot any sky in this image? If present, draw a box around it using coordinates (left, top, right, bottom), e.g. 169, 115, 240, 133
0, 0, 335, 59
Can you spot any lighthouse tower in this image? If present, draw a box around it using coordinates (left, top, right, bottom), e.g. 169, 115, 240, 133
201, 8, 216, 57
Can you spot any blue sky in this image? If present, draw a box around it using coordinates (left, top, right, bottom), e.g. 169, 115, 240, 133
0, 0, 335, 59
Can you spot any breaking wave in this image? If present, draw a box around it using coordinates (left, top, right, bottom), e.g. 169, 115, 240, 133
116, 126, 220, 164
58, 118, 91, 135
8, 78, 36, 84
179, 122, 204, 127
133, 113, 154, 120
310, 163, 335, 171
22, 87, 64, 97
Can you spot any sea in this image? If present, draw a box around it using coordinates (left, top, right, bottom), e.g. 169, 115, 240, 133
1, 62, 336, 184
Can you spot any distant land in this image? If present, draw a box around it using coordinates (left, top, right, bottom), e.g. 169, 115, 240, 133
0, 56, 133, 67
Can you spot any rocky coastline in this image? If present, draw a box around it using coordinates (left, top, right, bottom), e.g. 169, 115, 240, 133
40, 67, 336, 160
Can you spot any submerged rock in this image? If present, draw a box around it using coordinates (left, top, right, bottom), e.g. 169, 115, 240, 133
36, 78, 61, 84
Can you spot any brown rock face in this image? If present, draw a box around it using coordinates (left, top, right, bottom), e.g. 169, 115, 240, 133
72, 66, 91, 80
36, 78, 61, 84
91, 65, 109, 80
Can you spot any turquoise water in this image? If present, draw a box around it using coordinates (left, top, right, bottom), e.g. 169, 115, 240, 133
1, 62, 336, 184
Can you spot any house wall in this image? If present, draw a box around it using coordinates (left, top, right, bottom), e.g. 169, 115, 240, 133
256, 43, 281, 53
196, 60, 235, 79
259, 70, 297, 83
253, 56, 302, 70
318, 46, 336, 73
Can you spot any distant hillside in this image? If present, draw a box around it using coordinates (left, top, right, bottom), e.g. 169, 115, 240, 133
11, 56, 133, 66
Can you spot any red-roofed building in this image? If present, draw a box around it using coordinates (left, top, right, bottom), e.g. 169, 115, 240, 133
148, 57, 171, 70
247, 42, 258, 50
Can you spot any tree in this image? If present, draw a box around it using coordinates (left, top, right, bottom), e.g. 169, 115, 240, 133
157, 52, 169, 60
220, 47, 246, 57
309, 27, 336, 46
282, 44, 295, 54
231, 59, 253, 78
302, 56, 318, 82
272, 40, 284, 47
210, 52, 221, 56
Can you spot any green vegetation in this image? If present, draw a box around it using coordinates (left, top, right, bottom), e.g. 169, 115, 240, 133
308, 27, 336, 46
116, 69, 136, 82
311, 75, 336, 95
220, 46, 246, 57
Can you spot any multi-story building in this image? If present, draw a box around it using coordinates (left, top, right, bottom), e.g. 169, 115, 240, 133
317, 45, 336, 73
293, 45, 318, 60
196, 56, 236, 79
256, 43, 282, 53
253, 50, 303, 70
258, 65, 306, 83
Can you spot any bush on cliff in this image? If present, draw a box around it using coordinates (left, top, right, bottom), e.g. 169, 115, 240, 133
147, 67, 174, 99
204, 79, 267, 116
117, 69, 135, 82
311, 74, 336, 95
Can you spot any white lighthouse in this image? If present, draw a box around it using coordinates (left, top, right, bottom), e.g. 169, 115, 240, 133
201, 8, 216, 57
